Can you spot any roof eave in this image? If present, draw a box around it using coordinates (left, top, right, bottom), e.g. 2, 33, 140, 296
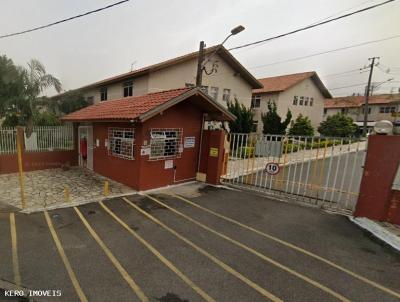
138, 87, 236, 122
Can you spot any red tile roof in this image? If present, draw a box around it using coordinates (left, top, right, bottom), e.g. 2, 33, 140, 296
325, 94, 400, 108
253, 72, 315, 94
61, 88, 190, 121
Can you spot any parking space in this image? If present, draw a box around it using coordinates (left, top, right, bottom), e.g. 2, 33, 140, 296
1, 184, 400, 301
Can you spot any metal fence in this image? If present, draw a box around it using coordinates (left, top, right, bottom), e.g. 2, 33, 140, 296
0, 125, 74, 154
222, 133, 367, 213
0, 127, 17, 154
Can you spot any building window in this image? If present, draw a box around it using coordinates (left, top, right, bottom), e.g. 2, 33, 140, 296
185, 83, 195, 88
380, 106, 396, 113
251, 95, 261, 108
201, 86, 209, 94
86, 96, 94, 104
310, 98, 314, 106
323, 108, 328, 115
209, 87, 219, 100
299, 96, 304, 105
222, 89, 231, 102
149, 128, 182, 160
341, 108, 349, 114
123, 81, 133, 97
293, 96, 298, 105
304, 97, 309, 106
108, 128, 135, 160
362, 107, 372, 114
252, 121, 258, 132
100, 87, 108, 101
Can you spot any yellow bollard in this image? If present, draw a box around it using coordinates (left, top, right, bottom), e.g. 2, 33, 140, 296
64, 186, 70, 202
16, 127, 26, 209
104, 181, 109, 197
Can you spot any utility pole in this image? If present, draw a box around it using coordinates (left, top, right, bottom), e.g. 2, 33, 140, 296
196, 41, 205, 87
362, 56, 379, 136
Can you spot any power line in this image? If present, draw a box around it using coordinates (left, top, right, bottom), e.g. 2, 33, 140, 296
229, 0, 396, 51
246, 34, 400, 70
0, 0, 130, 39
329, 80, 400, 90
322, 68, 362, 78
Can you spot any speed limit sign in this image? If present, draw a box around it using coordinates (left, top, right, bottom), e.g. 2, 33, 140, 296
265, 162, 280, 175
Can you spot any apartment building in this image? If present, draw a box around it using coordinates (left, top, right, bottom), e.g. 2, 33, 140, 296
251, 71, 331, 133
60, 45, 262, 109
324, 93, 400, 129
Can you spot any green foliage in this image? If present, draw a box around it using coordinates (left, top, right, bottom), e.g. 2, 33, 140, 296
283, 139, 352, 154
261, 101, 292, 135
239, 146, 255, 158
318, 113, 357, 137
34, 112, 62, 126
0, 55, 26, 119
289, 114, 314, 136
227, 98, 254, 133
0, 55, 62, 128
56, 90, 91, 115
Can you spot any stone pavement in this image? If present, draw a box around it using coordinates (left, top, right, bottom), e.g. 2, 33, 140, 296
0, 167, 134, 213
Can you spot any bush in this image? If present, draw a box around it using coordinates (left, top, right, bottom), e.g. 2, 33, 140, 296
289, 114, 314, 136
240, 146, 255, 158
318, 113, 357, 137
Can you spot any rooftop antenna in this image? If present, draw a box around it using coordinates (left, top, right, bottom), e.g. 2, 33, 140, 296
130, 60, 137, 71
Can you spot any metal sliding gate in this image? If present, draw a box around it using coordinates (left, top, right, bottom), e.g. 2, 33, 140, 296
221, 133, 367, 214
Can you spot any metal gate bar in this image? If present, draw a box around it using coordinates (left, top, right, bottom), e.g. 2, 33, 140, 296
222, 133, 367, 213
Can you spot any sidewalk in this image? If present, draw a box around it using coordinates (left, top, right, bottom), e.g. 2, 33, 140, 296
350, 217, 400, 252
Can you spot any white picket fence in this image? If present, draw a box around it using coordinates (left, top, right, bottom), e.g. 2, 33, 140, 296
0, 125, 74, 154
0, 127, 17, 154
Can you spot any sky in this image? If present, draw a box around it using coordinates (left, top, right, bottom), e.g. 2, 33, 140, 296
1, 0, 399, 97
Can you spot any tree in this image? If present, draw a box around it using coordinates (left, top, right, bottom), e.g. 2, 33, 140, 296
54, 90, 91, 115
34, 112, 62, 126
318, 113, 357, 137
23, 59, 62, 133
0, 55, 26, 120
227, 98, 254, 133
261, 101, 292, 135
289, 114, 315, 136
0, 57, 62, 128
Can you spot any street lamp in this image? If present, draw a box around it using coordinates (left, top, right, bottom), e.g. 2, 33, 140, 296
196, 25, 245, 87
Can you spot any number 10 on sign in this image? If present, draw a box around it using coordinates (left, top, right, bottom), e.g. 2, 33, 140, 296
265, 162, 280, 175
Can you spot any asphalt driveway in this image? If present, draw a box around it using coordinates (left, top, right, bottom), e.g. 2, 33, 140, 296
0, 184, 399, 302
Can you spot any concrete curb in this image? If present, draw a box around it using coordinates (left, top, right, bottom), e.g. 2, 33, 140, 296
350, 217, 400, 252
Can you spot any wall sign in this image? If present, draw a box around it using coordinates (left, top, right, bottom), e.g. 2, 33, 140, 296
141, 146, 150, 156
209, 147, 219, 157
184, 136, 195, 148
165, 160, 173, 169
265, 162, 280, 175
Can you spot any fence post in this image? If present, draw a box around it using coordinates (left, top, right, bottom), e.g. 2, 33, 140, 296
16, 127, 26, 209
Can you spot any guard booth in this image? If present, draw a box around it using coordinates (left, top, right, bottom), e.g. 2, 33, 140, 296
61, 87, 234, 191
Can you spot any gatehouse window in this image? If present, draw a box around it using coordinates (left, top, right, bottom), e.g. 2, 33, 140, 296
149, 128, 182, 160
108, 128, 135, 160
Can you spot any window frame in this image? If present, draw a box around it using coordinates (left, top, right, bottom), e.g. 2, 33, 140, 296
251, 95, 261, 108
123, 80, 133, 97
299, 96, 304, 106
209, 86, 219, 100
222, 88, 231, 102
100, 87, 108, 101
108, 128, 135, 160
149, 128, 183, 161
293, 96, 298, 105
